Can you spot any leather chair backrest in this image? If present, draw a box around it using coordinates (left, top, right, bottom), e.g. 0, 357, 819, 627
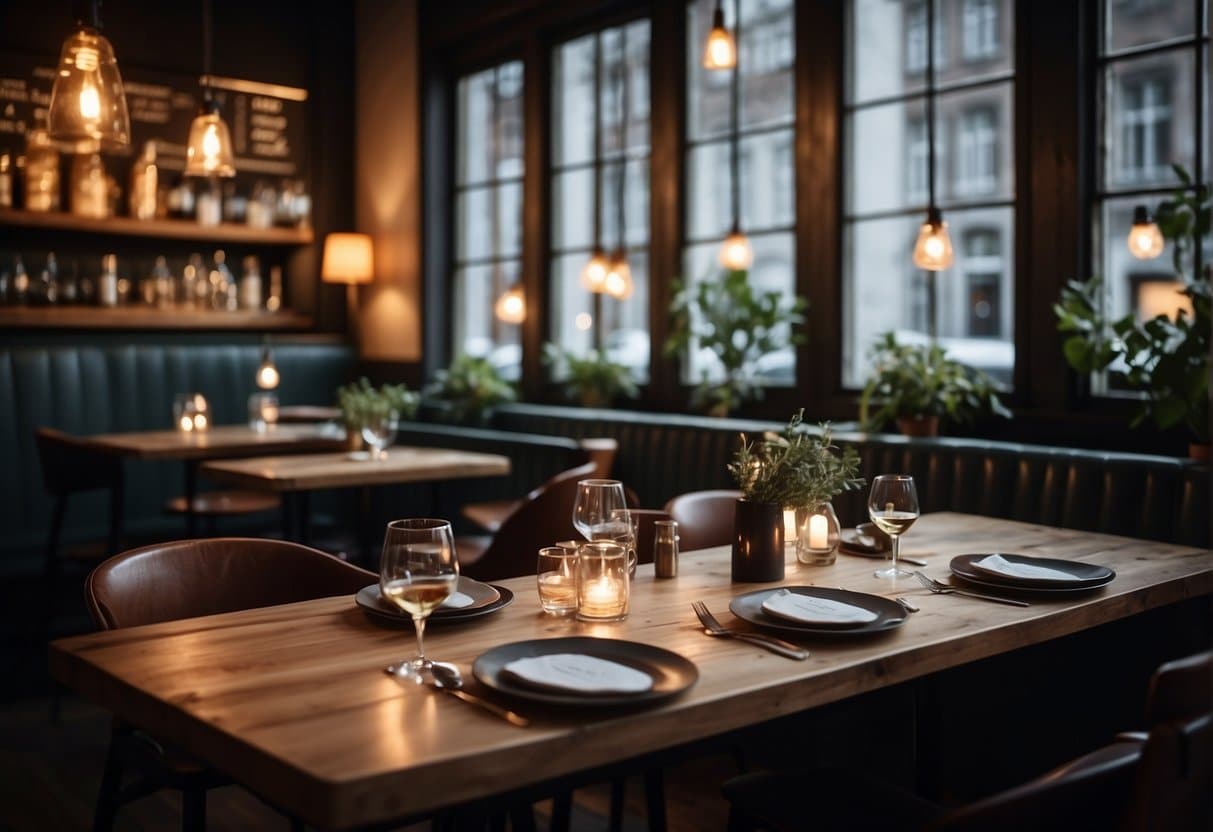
664, 490, 743, 551
462, 462, 598, 582
1122, 714, 1212, 832
1144, 651, 1213, 728
35, 427, 123, 496
86, 538, 375, 630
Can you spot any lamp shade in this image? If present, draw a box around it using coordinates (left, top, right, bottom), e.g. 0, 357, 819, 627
322, 233, 375, 284
47, 26, 130, 149
184, 101, 236, 178
1127, 205, 1164, 260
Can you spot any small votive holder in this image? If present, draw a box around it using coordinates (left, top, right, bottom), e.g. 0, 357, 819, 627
247, 392, 280, 434
537, 546, 579, 616
173, 392, 210, 433
795, 502, 841, 566
576, 541, 629, 622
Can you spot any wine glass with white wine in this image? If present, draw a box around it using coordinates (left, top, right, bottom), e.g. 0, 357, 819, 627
379, 518, 459, 683
868, 475, 920, 579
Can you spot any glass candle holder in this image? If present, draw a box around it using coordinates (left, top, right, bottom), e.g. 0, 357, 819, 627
247, 392, 280, 434
537, 546, 579, 616
796, 502, 841, 566
172, 392, 211, 433
576, 541, 629, 622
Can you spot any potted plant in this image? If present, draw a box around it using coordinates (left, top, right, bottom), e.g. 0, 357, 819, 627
858, 333, 1011, 437
336, 378, 419, 451
664, 269, 807, 417
542, 344, 640, 408
1053, 166, 1210, 460
726, 411, 864, 582
424, 354, 518, 425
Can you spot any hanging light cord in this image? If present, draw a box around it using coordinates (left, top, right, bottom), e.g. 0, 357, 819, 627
592, 34, 603, 254
729, 0, 741, 232
201, 0, 213, 104
925, 0, 936, 221
616, 25, 629, 255
490, 67, 503, 318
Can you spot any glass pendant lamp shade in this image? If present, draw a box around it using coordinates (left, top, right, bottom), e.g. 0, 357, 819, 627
581, 248, 611, 293
719, 227, 753, 270
912, 207, 955, 271
603, 252, 634, 300
1127, 205, 1164, 260
47, 26, 130, 149
184, 101, 236, 177
703, 3, 737, 70
494, 284, 526, 324
255, 347, 280, 390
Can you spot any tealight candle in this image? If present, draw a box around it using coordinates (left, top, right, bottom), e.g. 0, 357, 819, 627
173, 392, 211, 434
796, 502, 841, 566
576, 541, 629, 622
808, 513, 828, 550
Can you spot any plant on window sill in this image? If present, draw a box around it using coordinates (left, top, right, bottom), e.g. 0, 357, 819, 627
542, 344, 639, 409
423, 354, 518, 425
1054, 165, 1211, 456
858, 332, 1011, 437
663, 268, 807, 418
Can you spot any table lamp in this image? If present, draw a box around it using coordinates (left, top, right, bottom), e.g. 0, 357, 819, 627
322, 232, 374, 338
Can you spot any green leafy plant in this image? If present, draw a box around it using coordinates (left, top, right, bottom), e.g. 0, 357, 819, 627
858, 333, 1011, 432
543, 344, 639, 408
1054, 165, 1210, 444
727, 410, 865, 507
664, 269, 807, 416
336, 377, 419, 431
424, 354, 517, 424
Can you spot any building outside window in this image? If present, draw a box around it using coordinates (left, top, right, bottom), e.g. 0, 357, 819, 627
962, 0, 1000, 61
956, 105, 998, 196
962, 228, 1003, 337
1116, 75, 1173, 185
453, 61, 525, 380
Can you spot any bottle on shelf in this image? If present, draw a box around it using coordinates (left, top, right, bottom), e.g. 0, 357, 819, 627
70, 149, 110, 219
0, 152, 12, 208
210, 250, 236, 311
61, 258, 80, 304
24, 130, 60, 213
167, 176, 195, 220
0, 264, 9, 305
33, 252, 59, 305
247, 181, 275, 229
197, 180, 222, 227
289, 179, 311, 228
152, 256, 174, 307
98, 254, 119, 308
266, 265, 283, 312
223, 181, 247, 223
129, 141, 158, 221
239, 255, 262, 311
11, 256, 29, 305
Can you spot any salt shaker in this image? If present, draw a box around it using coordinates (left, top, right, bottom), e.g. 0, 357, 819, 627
653, 520, 679, 578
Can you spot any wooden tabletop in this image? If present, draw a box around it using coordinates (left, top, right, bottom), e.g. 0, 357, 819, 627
49, 513, 1213, 830
83, 424, 343, 461
199, 446, 512, 492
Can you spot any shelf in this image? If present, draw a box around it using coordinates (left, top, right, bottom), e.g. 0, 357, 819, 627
0, 306, 313, 331
0, 208, 314, 246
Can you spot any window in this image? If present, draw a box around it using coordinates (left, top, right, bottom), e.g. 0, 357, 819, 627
550, 21, 651, 378
1094, 0, 1208, 393
962, 0, 1000, 61
684, 0, 797, 386
905, 0, 947, 73
844, 0, 1016, 390
453, 61, 525, 380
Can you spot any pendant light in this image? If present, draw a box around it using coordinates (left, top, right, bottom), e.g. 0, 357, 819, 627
718, 0, 752, 271
47, 0, 131, 149
911, 0, 953, 271
184, 0, 235, 178
255, 343, 280, 390
605, 27, 635, 302
702, 0, 737, 71
494, 283, 526, 323
581, 34, 610, 294
1127, 204, 1165, 260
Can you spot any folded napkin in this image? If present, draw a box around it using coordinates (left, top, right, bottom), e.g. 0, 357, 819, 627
441, 591, 475, 609
761, 589, 879, 625
975, 554, 1074, 582
502, 654, 654, 694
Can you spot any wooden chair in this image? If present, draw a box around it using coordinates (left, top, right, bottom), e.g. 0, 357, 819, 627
163, 489, 282, 536
85, 538, 375, 831
664, 489, 741, 551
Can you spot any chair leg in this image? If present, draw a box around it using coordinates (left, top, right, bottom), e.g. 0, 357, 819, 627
643, 769, 666, 832
182, 785, 206, 832
549, 790, 573, 832
608, 778, 626, 832
92, 733, 124, 832
508, 804, 537, 832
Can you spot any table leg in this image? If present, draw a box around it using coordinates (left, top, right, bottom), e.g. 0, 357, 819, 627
183, 462, 198, 537
281, 494, 295, 542
358, 486, 372, 565
298, 491, 312, 546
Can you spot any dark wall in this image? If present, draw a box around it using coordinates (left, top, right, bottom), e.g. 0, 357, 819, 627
0, 0, 356, 332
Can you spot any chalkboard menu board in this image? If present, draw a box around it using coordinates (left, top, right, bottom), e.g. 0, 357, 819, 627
0, 50, 308, 181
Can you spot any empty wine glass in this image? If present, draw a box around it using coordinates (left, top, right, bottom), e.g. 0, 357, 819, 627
572, 479, 628, 541
361, 402, 398, 460
379, 519, 459, 683
868, 475, 920, 580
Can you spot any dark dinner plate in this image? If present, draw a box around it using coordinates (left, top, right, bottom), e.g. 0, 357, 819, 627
356, 580, 513, 627
473, 637, 698, 708
950, 554, 1115, 592
729, 586, 906, 636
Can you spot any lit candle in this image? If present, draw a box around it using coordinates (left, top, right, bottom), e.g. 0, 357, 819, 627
179, 415, 194, 432
192, 412, 208, 431
784, 509, 798, 543
582, 576, 619, 616
538, 574, 577, 608
808, 513, 829, 550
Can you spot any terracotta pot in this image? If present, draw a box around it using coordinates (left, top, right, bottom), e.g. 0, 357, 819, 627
732, 499, 785, 583
1189, 443, 1211, 463
343, 426, 365, 452
897, 415, 939, 438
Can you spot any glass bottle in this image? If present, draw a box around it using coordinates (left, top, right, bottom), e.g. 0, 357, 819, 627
222, 181, 247, 222
196, 179, 222, 226
266, 265, 283, 311
36, 252, 60, 305
152, 256, 174, 307
0, 152, 12, 208
128, 141, 158, 220
98, 254, 118, 307
24, 130, 60, 213
247, 181, 275, 229
60, 258, 79, 304
239, 255, 262, 310
210, 249, 236, 311
70, 150, 109, 218
11, 256, 29, 305
166, 176, 194, 219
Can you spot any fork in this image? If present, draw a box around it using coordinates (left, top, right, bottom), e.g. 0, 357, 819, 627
912, 571, 1030, 607
691, 601, 809, 660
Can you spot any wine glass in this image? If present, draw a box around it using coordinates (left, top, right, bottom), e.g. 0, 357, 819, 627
868, 475, 920, 580
379, 519, 459, 683
572, 479, 628, 541
361, 402, 398, 461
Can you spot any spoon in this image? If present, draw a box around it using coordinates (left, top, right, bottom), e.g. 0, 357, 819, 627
430, 664, 530, 727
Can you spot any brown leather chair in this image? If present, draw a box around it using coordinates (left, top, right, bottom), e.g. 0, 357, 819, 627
664, 489, 741, 551
85, 538, 374, 831
1121, 713, 1212, 832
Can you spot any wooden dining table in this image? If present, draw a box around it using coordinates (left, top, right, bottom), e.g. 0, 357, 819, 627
49, 513, 1213, 830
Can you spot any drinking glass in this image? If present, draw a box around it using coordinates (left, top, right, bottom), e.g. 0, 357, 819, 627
572, 479, 628, 541
379, 519, 459, 683
868, 475, 920, 579
606, 507, 639, 577
536, 546, 579, 616
360, 402, 398, 460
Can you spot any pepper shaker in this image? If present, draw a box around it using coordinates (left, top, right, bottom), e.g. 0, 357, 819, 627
653, 520, 679, 578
